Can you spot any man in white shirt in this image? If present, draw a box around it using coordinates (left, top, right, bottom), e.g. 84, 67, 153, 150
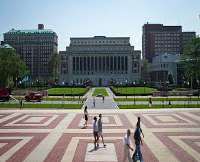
93, 116, 99, 149
123, 129, 133, 162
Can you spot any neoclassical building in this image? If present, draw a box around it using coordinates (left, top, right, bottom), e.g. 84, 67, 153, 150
59, 36, 141, 86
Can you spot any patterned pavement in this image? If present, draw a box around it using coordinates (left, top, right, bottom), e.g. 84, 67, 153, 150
0, 109, 199, 162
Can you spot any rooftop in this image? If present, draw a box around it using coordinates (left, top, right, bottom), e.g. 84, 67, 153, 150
5, 29, 55, 34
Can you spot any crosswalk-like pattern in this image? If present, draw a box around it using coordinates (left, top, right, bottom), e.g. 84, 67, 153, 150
0, 109, 199, 162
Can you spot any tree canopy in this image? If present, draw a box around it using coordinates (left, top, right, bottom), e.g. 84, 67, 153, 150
182, 37, 200, 88
0, 48, 29, 87
48, 53, 60, 81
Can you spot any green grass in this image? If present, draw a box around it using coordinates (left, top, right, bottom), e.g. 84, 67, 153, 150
48, 87, 88, 96
114, 97, 200, 102
0, 103, 83, 109
111, 87, 157, 96
92, 88, 109, 96
119, 104, 200, 109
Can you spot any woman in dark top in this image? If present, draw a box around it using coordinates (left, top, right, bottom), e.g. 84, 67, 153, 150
84, 106, 88, 127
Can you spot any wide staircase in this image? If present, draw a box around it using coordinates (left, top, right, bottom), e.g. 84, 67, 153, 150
84, 87, 118, 109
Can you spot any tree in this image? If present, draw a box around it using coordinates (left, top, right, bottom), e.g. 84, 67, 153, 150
48, 53, 60, 81
182, 37, 200, 89
0, 48, 29, 87
141, 59, 150, 82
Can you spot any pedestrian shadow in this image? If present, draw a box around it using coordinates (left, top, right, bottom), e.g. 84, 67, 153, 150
88, 148, 96, 152
88, 146, 105, 152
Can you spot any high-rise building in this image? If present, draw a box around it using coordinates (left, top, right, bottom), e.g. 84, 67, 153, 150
4, 24, 58, 80
59, 36, 141, 86
182, 32, 196, 52
142, 23, 195, 62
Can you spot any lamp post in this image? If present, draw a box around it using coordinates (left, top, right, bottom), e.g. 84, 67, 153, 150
120, 82, 122, 96
133, 81, 136, 105
125, 80, 128, 99
144, 81, 146, 94
187, 81, 190, 106
197, 79, 199, 107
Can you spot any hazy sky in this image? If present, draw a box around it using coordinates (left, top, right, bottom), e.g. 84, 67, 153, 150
0, 0, 199, 51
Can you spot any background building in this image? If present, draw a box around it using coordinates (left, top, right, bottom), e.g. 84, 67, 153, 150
60, 36, 141, 86
142, 23, 196, 62
3, 24, 58, 80
149, 53, 180, 85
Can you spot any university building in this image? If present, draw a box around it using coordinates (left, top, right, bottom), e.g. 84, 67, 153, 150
59, 36, 141, 86
142, 23, 196, 62
3, 24, 58, 80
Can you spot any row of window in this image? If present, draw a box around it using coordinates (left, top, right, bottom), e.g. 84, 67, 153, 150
72, 56, 128, 72
71, 40, 128, 45
71, 46, 131, 51
72, 71, 128, 75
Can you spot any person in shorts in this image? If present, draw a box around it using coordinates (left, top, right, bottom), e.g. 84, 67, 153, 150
123, 129, 133, 162
83, 106, 88, 128
97, 114, 106, 147
132, 122, 144, 162
137, 117, 144, 138
93, 116, 99, 149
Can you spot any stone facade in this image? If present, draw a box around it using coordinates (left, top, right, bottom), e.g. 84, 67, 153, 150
3, 24, 58, 80
60, 36, 141, 86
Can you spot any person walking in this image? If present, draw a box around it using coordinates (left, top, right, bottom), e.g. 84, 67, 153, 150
102, 96, 105, 103
149, 97, 152, 107
137, 117, 144, 138
19, 99, 23, 109
93, 116, 99, 150
83, 106, 88, 128
93, 97, 96, 108
132, 122, 144, 162
97, 114, 106, 147
123, 129, 133, 162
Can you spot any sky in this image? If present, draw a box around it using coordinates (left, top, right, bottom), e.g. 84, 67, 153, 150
0, 0, 199, 51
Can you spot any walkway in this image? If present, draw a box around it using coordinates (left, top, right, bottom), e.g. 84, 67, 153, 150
84, 87, 118, 109
0, 108, 199, 162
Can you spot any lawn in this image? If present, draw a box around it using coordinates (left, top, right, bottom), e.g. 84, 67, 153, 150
114, 97, 200, 102
48, 87, 89, 96
0, 103, 83, 109
119, 104, 200, 109
111, 86, 157, 96
92, 88, 109, 96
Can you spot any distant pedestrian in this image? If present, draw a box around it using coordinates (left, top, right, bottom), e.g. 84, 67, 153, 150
83, 106, 88, 128
102, 96, 105, 103
19, 99, 23, 109
149, 97, 152, 107
123, 129, 134, 162
93, 116, 99, 150
97, 114, 106, 147
168, 100, 172, 106
132, 122, 144, 162
93, 97, 96, 107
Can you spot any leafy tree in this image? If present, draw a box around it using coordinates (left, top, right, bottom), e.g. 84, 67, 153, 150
141, 59, 150, 82
0, 48, 29, 87
182, 37, 200, 88
48, 53, 60, 81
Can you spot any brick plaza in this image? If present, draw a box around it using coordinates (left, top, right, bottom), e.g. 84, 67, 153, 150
0, 109, 199, 162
